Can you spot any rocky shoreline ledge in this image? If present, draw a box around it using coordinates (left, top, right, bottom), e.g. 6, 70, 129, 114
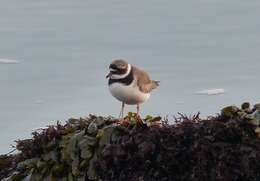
1, 103, 260, 181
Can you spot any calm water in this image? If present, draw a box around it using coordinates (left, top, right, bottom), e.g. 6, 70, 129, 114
0, 0, 260, 153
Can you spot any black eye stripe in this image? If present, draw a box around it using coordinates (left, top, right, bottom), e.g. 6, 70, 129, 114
111, 69, 127, 75
109, 64, 120, 70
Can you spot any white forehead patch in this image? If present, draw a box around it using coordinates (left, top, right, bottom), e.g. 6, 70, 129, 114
109, 68, 117, 72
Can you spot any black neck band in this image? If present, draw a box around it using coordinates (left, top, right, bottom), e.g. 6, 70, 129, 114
108, 68, 134, 86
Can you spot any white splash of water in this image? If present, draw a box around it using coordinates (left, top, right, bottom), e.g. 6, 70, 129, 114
35, 100, 44, 104
196, 88, 225, 95
0, 58, 19, 64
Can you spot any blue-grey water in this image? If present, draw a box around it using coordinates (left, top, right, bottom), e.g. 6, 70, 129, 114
1, 0, 260, 154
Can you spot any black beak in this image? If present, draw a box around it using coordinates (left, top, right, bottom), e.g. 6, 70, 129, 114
106, 72, 112, 79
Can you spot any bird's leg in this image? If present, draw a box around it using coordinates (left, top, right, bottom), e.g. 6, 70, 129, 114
118, 102, 125, 119
121, 102, 125, 118
136, 104, 142, 124
137, 104, 140, 116
117, 102, 128, 125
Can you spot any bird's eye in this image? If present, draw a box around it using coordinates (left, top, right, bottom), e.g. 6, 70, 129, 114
110, 64, 120, 71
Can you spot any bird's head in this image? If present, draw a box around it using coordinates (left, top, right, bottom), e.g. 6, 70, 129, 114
106, 59, 131, 79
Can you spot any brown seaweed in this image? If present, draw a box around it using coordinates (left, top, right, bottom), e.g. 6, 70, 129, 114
1, 103, 260, 181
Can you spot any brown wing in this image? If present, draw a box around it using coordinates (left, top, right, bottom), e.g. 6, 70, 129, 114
132, 66, 159, 93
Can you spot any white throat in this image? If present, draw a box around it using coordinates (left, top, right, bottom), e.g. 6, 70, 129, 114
111, 64, 131, 79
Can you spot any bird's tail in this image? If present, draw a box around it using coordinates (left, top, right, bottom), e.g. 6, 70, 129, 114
152, 80, 160, 89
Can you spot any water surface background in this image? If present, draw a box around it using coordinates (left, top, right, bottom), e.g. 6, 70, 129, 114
1, 0, 260, 153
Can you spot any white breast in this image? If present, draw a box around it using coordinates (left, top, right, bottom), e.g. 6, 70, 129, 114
109, 80, 150, 105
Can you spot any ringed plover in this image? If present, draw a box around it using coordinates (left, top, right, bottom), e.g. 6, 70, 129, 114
106, 59, 159, 121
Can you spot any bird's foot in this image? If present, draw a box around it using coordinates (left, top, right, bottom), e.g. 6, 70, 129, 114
136, 114, 144, 125
116, 118, 129, 126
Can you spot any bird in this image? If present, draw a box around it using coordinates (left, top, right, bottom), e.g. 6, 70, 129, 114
106, 59, 159, 122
